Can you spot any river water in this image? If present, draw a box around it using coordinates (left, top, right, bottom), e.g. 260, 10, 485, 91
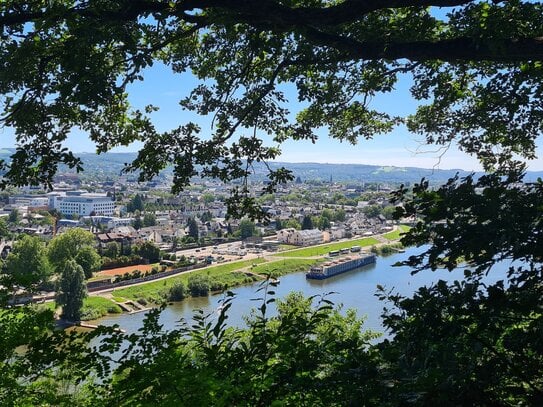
93, 246, 510, 337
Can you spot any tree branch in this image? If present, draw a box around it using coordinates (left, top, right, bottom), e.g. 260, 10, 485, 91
302, 29, 543, 62
2, 1, 536, 63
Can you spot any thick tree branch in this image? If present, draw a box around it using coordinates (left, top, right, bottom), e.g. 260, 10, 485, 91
0, 0, 488, 31
3, 1, 533, 64
302, 30, 543, 62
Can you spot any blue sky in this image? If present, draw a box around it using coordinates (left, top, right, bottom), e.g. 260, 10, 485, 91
2, 61, 543, 171
123, 63, 486, 171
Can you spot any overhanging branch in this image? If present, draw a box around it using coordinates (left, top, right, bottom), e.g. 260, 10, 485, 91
302, 30, 543, 62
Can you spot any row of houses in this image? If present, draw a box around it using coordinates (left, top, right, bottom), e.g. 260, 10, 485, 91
276, 228, 324, 246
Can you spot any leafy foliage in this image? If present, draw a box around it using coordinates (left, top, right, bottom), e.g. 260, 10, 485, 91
126, 194, 144, 213
2, 1, 543, 405
301, 215, 313, 230
143, 212, 156, 227
168, 282, 188, 302
239, 218, 256, 239
90, 287, 381, 406
56, 260, 87, 321
48, 228, 100, 278
7, 209, 19, 224
3, 235, 52, 293
187, 274, 211, 297
187, 217, 199, 240
2, 0, 542, 218
134, 241, 161, 263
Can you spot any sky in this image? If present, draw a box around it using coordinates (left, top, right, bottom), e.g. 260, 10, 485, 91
2, 61, 543, 172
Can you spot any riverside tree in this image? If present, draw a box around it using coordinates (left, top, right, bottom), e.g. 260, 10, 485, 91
1, 0, 543, 404
55, 260, 87, 322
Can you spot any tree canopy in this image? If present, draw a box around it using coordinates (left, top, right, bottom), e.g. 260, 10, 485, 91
239, 218, 257, 239
55, 259, 87, 321
3, 235, 52, 293
1, 0, 542, 216
47, 228, 100, 278
2, 1, 543, 405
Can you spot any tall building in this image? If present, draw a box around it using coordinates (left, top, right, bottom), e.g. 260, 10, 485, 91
48, 191, 114, 216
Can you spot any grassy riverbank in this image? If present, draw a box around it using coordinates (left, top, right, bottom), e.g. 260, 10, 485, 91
81, 297, 122, 320
113, 258, 266, 304
275, 237, 379, 258
38, 297, 122, 321
382, 225, 411, 241
88, 227, 408, 317
251, 258, 322, 278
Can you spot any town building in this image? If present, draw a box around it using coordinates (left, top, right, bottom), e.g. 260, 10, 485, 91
48, 191, 115, 216
276, 228, 323, 246
290, 229, 323, 246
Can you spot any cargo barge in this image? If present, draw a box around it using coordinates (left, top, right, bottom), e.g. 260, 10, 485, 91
306, 254, 376, 279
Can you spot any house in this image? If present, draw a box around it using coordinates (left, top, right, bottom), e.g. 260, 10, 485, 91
289, 229, 323, 246
276, 228, 297, 243
330, 227, 346, 241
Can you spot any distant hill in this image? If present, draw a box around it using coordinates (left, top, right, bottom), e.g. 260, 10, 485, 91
1, 149, 543, 184
254, 161, 479, 185
75, 153, 481, 184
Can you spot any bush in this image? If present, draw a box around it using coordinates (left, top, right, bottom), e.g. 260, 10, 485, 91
169, 282, 188, 301
188, 275, 210, 297
210, 281, 225, 292
371, 243, 403, 256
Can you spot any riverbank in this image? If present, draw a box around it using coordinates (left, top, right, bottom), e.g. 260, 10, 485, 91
90, 243, 483, 338
83, 226, 410, 320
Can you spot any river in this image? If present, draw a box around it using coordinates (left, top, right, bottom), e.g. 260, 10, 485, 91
93, 246, 510, 337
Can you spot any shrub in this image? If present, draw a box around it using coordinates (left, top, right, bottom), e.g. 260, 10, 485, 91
169, 282, 188, 301
188, 275, 210, 297
210, 281, 225, 292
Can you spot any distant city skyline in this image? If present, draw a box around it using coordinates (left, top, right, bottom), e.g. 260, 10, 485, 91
2, 62, 543, 172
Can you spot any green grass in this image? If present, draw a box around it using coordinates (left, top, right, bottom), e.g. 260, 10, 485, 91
251, 258, 321, 278
277, 244, 297, 251
382, 225, 411, 241
36, 302, 57, 312
275, 237, 379, 258
80, 296, 123, 321
114, 258, 267, 303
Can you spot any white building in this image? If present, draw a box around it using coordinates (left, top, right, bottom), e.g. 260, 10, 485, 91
49, 191, 114, 216
290, 229, 323, 246
276, 228, 297, 243
9, 195, 49, 208
81, 216, 132, 229
277, 228, 323, 246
